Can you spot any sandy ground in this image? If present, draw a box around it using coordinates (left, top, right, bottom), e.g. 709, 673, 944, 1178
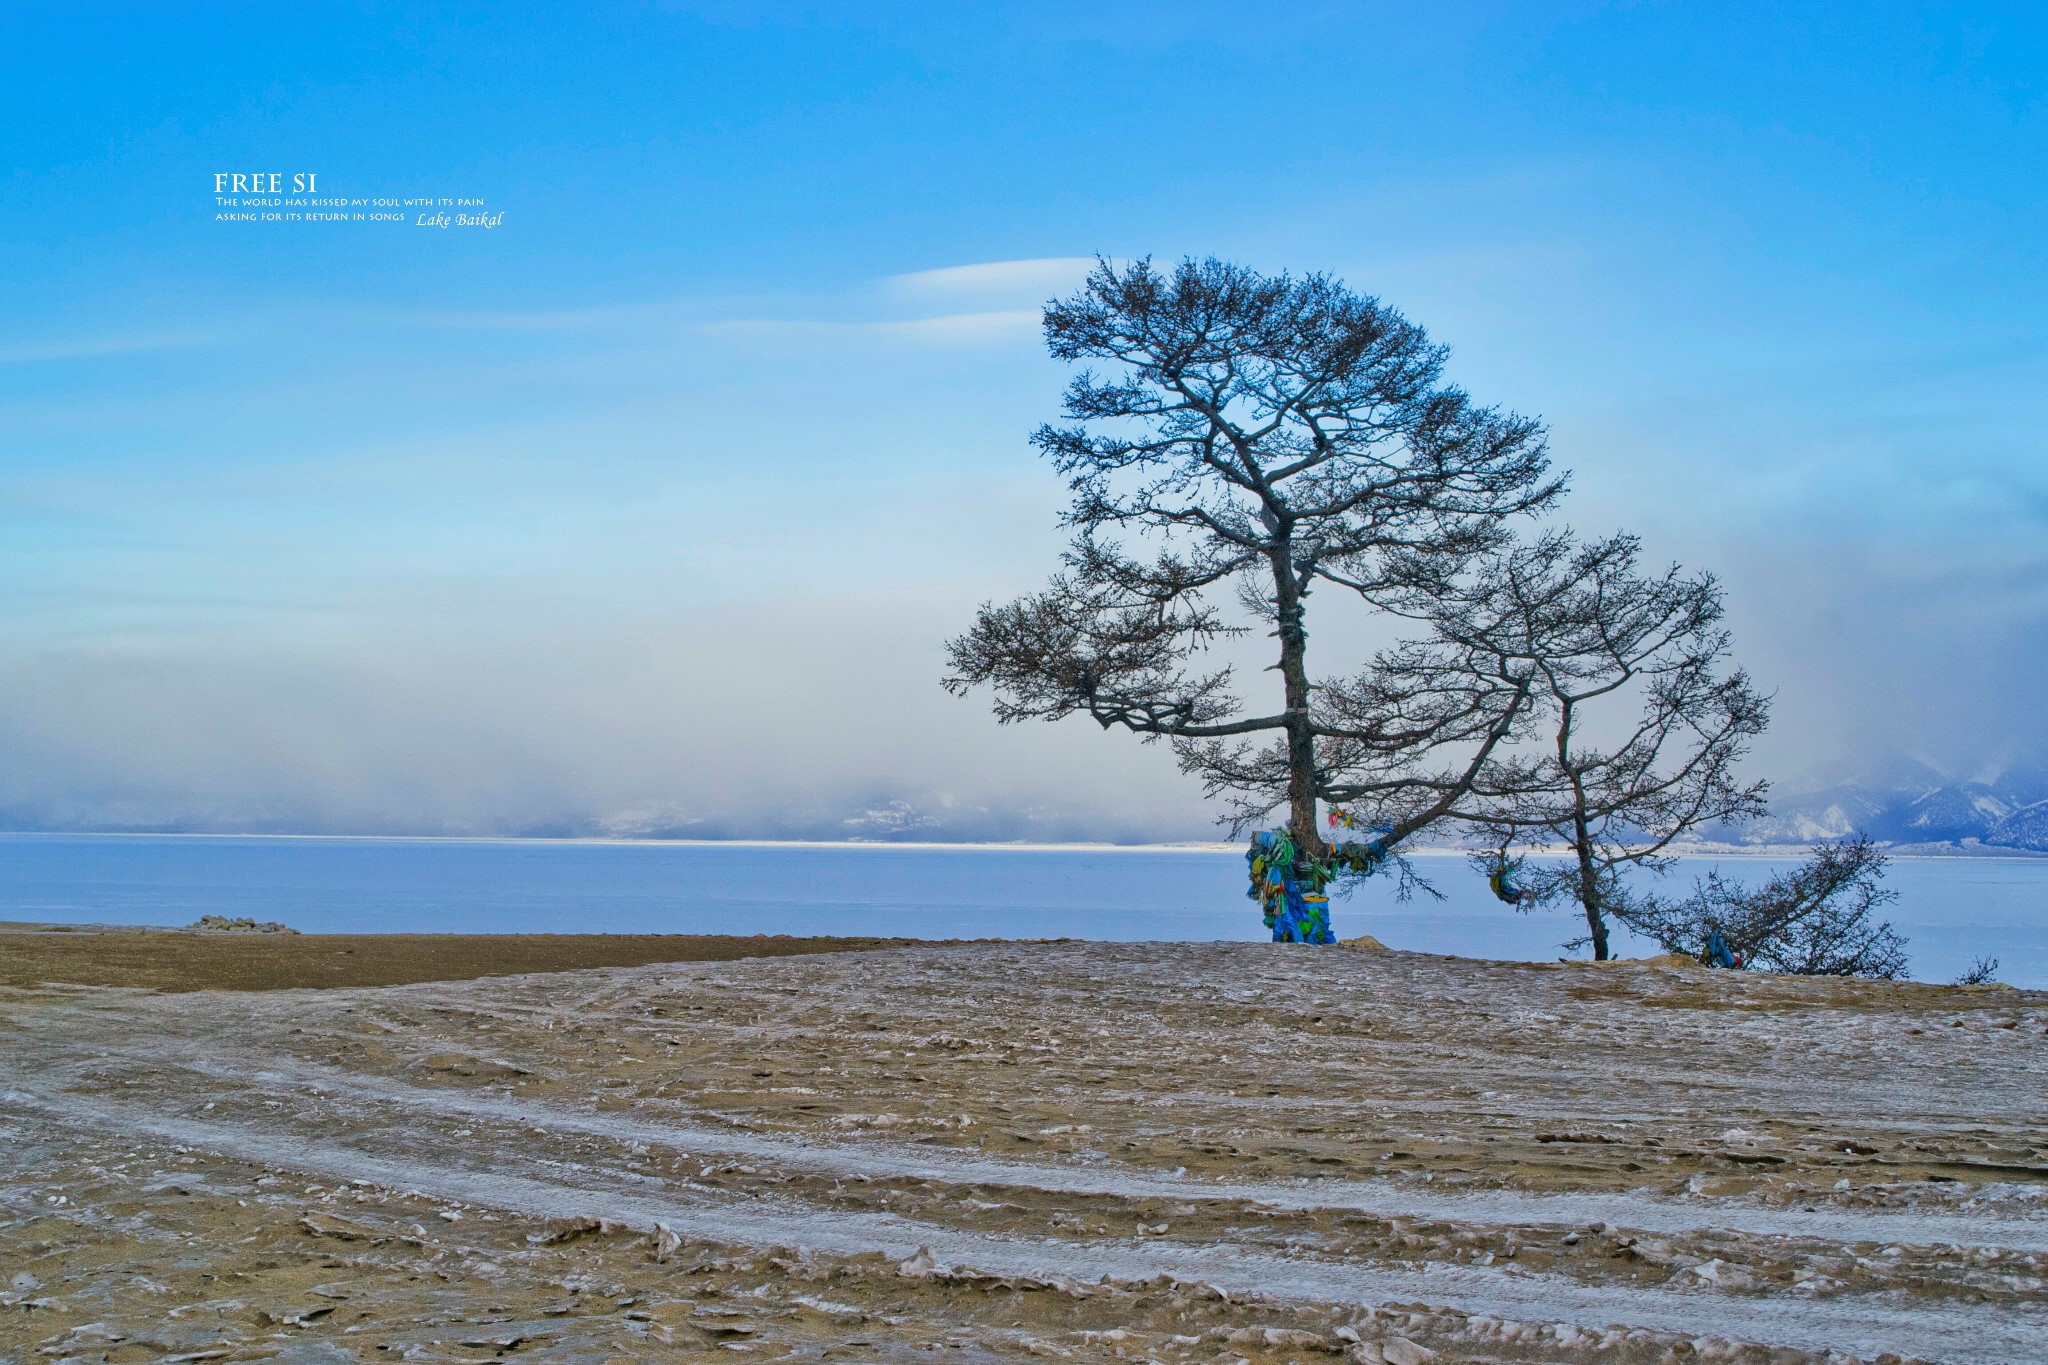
0, 924, 904, 993
3, 935, 2045, 1365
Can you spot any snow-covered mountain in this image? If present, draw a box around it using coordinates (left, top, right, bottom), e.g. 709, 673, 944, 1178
1987, 800, 2048, 852
1728, 756, 2048, 852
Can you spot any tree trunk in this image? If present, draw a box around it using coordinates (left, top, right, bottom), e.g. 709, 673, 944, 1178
1559, 702, 1609, 960
1271, 540, 1323, 867
1575, 833, 1610, 961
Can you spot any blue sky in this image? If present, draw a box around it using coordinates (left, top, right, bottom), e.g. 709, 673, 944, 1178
1, 2, 2044, 837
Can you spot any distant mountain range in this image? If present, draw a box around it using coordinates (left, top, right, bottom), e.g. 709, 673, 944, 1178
1722, 755, 2048, 854
3, 753, 2044, 853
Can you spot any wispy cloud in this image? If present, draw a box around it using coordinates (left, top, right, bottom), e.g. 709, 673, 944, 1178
0, 330, 219, 366
372, 261, 1104, 342
394, 301, 699, 332
698, 309, 1040, 344
887, 258, 1100, 297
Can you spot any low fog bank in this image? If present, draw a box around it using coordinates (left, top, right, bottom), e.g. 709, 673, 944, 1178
0, 596, 1218, 845
0, 529, 2042, 846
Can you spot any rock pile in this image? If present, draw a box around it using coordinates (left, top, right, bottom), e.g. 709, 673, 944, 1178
187, 914, 299, 934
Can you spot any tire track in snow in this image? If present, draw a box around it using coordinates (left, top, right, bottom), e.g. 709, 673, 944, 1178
7, 1088, 2044, 1365
27, 1031, 2047, 1256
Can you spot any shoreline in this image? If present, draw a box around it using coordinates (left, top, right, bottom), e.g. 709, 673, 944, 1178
4, 919, 2029, 997
0, 828, 2038, 858
0, 922, 918, 993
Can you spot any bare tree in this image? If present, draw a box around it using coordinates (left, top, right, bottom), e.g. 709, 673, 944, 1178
1435, 533, 1770, 959
944, 258, 1561, 880
1620, 835, 1909, 978
1952, 956, 2000, 986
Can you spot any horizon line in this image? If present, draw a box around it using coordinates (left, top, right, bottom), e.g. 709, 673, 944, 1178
0, 830, 2032, 860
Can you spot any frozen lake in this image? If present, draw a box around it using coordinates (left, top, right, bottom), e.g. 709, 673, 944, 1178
1, 833, 2040, 987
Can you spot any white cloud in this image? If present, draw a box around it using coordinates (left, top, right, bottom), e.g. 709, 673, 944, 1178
394, 300, 697, 332
697, 309, 1039, 345
0, 330, 219, 365
887, 257, 1100, 297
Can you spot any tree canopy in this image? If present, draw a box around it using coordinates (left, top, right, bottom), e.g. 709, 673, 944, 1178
945, 257, 1561, 863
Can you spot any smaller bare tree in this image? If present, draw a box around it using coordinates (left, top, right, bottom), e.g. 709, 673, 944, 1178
1952, 956, 2001, 986
1619, 835, 1909, 978
1434, 533, 1770, 959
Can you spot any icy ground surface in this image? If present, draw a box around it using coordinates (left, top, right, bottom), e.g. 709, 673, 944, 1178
3, 942, 2046, 1364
